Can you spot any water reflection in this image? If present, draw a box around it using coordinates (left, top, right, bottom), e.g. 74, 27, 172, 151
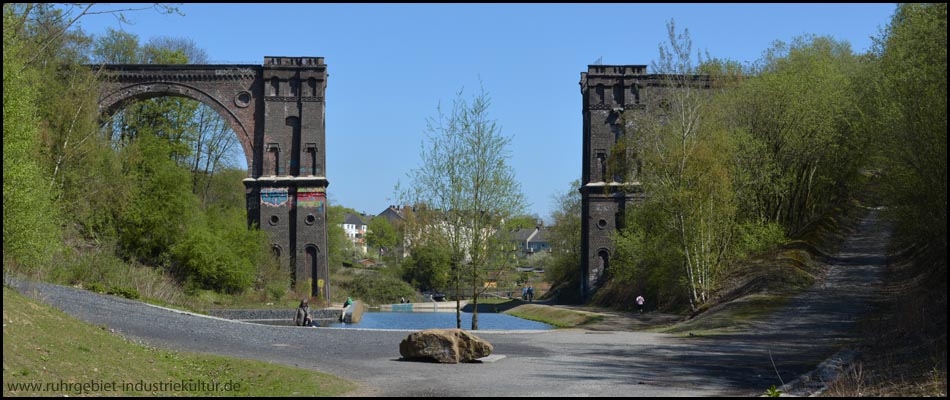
314, 311, 552, 330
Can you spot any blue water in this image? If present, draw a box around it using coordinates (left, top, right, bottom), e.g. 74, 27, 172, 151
318, 311, 553, 330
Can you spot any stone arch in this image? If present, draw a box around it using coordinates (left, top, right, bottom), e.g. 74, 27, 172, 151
305, 244, 323, 298
594, 248, 610, 288
270, 76, 280, 96
93, 57, 330, 305
98, 82, 254, 172
308, 77, 318, 96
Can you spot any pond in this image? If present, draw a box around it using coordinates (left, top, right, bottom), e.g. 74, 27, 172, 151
315, 311, 553, 331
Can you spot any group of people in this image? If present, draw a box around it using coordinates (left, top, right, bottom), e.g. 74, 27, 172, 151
294, 297, 355, 327
521, 285, 535, 302
294, 293, 646, 327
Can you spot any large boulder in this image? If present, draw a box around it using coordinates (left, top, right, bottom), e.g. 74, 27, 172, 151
399, 329, 493, 363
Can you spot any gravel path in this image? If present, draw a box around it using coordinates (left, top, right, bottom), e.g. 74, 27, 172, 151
8, 210, 889, 397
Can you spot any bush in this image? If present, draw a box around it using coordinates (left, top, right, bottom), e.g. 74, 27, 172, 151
171, 226, 254, 294
106, 285, 140, 300
399, 243, 451, 292
733, 221, 787, 260
85, 282, 106, 294
341, 271, 417, 306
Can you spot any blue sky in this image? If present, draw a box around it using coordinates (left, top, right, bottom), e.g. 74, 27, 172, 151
70, 3, 897, 221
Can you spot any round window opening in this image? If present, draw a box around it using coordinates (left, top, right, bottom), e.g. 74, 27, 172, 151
597, 219, 608, 229
305, 214, 316, 225
269, 215, 280, 225
235, 91, 251, 108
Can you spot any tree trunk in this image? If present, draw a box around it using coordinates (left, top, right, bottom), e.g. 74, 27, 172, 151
471, 273, 479, 330
455, 261, 461, 329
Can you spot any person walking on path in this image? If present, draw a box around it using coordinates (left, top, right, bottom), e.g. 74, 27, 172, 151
636, 295, 645, 314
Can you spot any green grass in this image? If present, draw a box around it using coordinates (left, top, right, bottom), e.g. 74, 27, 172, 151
503, 304, 604, 328
2, 287, 356, 397
473, 297, 512, 305
660, 293, 793, 335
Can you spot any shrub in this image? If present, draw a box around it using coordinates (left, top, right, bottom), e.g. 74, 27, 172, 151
171, 226, 254, 294
341, 271, 417, 306
106, 285, 140, 299
733, 221, 787, 260
85, 282, 106, 294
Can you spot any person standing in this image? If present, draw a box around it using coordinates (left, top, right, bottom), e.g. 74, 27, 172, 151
636, 295, 645, 314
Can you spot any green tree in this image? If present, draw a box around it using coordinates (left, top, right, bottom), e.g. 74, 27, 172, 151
341, 271, 418, 306
82, 28, 271, 294
614, 20, 737, 311
543, 180, 583, 303
91, 27, 139, 63
864, 3, 947, 249
326, 203, 355, 273
2, 3, 276, 298
725, 35, 865, 234
3, 4, 63, 271
366, 216, 399, 259
400, 242, 451, 292
504, 215, 538, 230
402, 85, 527, 329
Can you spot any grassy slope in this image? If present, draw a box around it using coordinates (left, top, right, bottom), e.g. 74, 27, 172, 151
657, 199, 865, 336
503, 304, 603, 328
2, 287, 355, 397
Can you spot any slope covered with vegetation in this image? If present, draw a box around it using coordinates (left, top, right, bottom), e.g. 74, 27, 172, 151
2, 287, 355, 397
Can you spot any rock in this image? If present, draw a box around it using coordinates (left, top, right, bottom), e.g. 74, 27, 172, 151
399, 328, 493, 363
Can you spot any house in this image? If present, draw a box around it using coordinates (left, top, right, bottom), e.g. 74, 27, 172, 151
341, 213, 368, 255
510, 225, 551, 257
397, 205, 501, 262
377, 205, 406, 225
375, 205, 409, 259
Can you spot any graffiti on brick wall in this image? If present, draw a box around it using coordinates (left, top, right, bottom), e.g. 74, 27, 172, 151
261, 188, 289, 207
297, 187, 326, 213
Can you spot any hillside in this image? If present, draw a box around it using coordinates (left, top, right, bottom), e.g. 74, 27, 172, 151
2, 286, 355, 397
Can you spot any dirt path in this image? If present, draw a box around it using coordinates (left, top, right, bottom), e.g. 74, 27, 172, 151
513, 207, 891, 395
668, 208, 891, 394
7, 210, 890, 396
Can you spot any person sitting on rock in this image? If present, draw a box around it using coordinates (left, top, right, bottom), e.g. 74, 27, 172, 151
294, 299, 312, 326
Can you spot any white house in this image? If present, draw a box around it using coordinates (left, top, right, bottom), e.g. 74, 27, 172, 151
341, 213, 368, 255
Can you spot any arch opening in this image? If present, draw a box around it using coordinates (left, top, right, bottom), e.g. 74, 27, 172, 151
305, 245, 322, 299
594, 248, 610, 289
98, 82, 254, 175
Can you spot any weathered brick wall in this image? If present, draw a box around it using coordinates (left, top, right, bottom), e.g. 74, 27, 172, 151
95, 57, 331, 303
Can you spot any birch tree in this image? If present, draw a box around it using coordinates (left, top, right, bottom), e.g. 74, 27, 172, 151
403, 85, 525, 330
623, 20, 736, 311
